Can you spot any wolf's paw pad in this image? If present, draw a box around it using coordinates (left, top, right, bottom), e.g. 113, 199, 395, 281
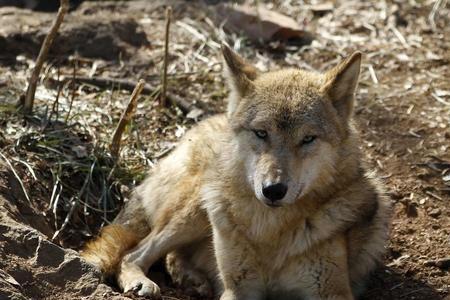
123, 278, 161, 298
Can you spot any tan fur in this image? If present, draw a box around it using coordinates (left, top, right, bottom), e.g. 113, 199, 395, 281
81, 224, 139, 276
81, 44, 391, 300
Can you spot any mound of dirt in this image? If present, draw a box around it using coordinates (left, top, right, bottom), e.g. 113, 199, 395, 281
0, 7, 150, 60
0, 185, 130, 300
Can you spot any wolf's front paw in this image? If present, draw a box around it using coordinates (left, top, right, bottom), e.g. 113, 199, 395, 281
122, 276, 161, 298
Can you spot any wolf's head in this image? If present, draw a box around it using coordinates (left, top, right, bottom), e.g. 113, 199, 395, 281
222, 44, 362, 208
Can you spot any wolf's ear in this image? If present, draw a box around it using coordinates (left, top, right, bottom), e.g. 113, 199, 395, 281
222, 43, 258, 97
322, 52, 362, 120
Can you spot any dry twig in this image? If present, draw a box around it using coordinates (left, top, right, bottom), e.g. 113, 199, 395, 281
22, 0, 69, 114
161, 6, 172, 107
110, 79, 146, 158
65, 59, 78, 123
0, 152, 32, 205
429, 0, 447, 31
46, 67, 62, 126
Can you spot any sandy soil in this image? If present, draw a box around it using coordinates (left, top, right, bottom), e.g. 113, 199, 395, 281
0, 0, 448, 299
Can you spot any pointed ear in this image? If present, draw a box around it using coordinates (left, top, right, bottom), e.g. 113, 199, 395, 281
222, 43, 258, 97
321, 52, 362, 120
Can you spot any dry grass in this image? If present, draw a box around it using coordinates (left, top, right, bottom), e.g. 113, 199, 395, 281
0, 0, 449, 299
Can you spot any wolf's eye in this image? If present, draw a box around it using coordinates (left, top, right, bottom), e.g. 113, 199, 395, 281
301, 135, 316, 145
253, 130, 268, 139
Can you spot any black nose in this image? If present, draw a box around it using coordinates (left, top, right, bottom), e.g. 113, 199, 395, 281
262, 183, 288, 202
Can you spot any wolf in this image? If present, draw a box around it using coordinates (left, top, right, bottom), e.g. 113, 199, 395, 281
82, 44, 391, 300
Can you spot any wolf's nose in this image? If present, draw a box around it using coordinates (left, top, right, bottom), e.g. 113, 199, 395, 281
262, 183, 288, 202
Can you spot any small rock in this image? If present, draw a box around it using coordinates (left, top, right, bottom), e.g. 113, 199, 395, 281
389, 190, 405, 200
428, 208, 441, 218
186, 108, 204, 120
310, 2, 334, 15
405, 228, 415, 234
443, 174, 450, 182
71, 145, 88, 158
33, 237, 65, 267
432, 224, 441, 230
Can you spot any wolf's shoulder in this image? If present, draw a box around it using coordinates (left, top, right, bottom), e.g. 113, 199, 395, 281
182, 113, 231, 147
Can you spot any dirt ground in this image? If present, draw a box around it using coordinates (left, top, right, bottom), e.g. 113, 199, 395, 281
0, 0, 449, 299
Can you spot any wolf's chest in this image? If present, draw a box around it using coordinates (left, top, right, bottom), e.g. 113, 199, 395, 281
246, 216, 312, 271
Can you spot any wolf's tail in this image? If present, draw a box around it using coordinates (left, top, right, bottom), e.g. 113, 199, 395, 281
80, 224, 140, 276
81, 194, 151, 276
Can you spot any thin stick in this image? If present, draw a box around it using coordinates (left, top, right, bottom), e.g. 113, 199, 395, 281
161, 6, 172, 107
52, 160, 96, 241
65, 59, 77, 123
22, 0, 69, 114
49, 66, 62, 123
390, 26, 409, 49
368, 64, 379, 85
429, 0, 447, 31
431, 92, 450, 106
110, 79, 145, 158
49, 78, 63, 122
0, 152, 32, 205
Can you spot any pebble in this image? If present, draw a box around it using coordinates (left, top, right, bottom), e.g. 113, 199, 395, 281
428, 208, 441, 218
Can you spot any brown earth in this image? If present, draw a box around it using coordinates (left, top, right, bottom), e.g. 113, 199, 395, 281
0, 0, 449, 299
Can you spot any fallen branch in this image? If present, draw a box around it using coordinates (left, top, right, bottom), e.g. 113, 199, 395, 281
161, 6, 172, 107
22, 0, 69, 114
67, 76, 143, 92
424, 257, 450, 269
54, 76, 197, 114
110, 79, 145, 159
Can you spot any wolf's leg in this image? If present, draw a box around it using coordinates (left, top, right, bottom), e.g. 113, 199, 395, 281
166, 250, 213, 297
117, 215, 209, 297
280, 235, 354, 300
347, 194, 390, 297
211, 228, 264, 300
